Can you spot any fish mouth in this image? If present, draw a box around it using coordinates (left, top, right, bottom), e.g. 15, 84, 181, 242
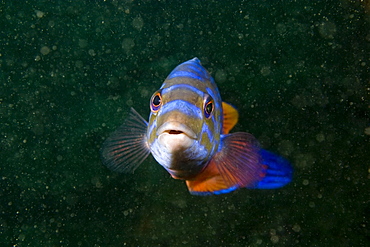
157, 122, 197, 139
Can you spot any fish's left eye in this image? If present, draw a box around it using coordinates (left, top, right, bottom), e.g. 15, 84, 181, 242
150, 91, 162, 112
204, 96, 214, 119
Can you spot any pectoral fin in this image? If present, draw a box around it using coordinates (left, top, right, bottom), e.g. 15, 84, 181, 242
186, 133, 293, 195
186, 132, 262, 195
100, 108, 150, 173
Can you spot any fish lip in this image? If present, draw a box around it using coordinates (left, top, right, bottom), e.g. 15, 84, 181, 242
156, 121, 197, 139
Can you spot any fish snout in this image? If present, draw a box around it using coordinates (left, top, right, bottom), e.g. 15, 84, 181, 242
157, 122, 197, 153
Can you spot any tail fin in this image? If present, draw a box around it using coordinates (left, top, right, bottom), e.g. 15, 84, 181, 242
248, 149, 293, 189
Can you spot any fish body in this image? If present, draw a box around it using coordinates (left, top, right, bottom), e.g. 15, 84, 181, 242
101, 58, 292, 195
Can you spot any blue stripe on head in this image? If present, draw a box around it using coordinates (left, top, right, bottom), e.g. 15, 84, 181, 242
167, 58, 210, 82
160, 99, 203, 119
201, 121, 214, 143
161, 84, 204, 97
147, 117, 157, 136
167, 71, 205, 82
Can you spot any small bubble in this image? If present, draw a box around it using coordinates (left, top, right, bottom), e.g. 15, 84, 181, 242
132, 16, 144, 31
318, 21, 337, 39
79, 39, 88, 48
75, 60, 83, 68
126, 99, 133, 106
292, 224, 301, 232
316, 133, 325, 142
270, 235, 279, 244
48, 20, 55, 28
302, 179, 309, 185
215, 69, 227, 83
260, 66, 271, 76
18, 233, 26, 241
88, 49, 96, 56
35, 10, 45, 18
122, 38, 135, 53
140, 88, 149, 98
40, 46, 51, 55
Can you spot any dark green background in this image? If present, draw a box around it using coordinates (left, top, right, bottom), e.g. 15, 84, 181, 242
1, 0, 369, 246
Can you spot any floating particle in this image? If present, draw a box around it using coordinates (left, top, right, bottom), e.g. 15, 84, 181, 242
318, 21, 337, 39
132, 16, 144, 31
122, 38, 135, 53
40, 46, 50, 55
316, 133, 325, 142
215, 69, 227, 83
35, 10, 45, 18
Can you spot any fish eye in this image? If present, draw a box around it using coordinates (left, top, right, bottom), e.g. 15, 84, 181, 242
204, 95, 214, 119
150, 91, 162, 112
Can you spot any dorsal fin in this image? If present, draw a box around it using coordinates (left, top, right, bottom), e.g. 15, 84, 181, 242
222, 102, 239, 134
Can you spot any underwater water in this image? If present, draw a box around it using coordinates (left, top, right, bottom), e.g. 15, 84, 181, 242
1, 0, 369, 246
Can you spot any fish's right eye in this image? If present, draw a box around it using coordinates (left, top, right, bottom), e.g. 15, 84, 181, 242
150, 92, 162, 112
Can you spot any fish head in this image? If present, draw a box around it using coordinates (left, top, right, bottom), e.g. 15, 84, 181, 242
146, 58, 222, 180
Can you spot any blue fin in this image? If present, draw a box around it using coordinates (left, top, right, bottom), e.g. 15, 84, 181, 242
100, 108, 150, 173
248, 149, 293, 189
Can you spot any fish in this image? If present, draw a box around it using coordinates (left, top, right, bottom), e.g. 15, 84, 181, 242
100, 57, 293, 196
